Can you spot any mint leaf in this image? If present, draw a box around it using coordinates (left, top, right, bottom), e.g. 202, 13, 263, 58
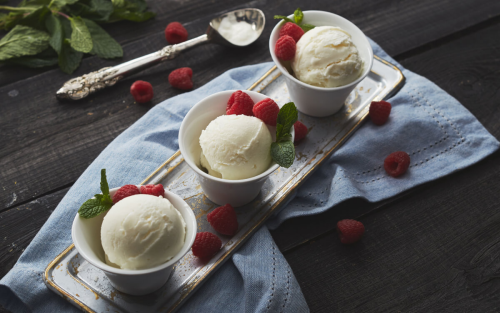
99, 168, 111, 200
18, 5, 50, 30
84, 18, 122, 58
45, 14, 63, 53
300, 23, 315, 31
274, 15, 295, 24
78, 198, 112, 219
78, 169, 113, 219
49, 0, 78, 9
293, 8, 303, 24
0, 25, 49, 61
8, 48, 58, 67
276, 102, 298, 141
73, 0, 113, 22
69, 16, 92, 53
58, 18, 82, 73
271, 141, 295, 168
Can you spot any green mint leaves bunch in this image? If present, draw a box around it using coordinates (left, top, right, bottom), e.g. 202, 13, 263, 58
271, 102, 298, 168
274, 8, 315, 32
78, 169, 114, 219
0, 0, 155, 73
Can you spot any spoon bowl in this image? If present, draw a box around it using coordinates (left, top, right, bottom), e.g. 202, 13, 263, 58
208, 8, 265, 47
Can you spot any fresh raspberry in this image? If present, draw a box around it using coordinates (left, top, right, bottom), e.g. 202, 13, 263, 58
226, 90, 254, 116
140, 184, 165, 197
207, 204, 238, 236
369, 100, 392, 125
165, 22, 188, 44
168, 67, 193, 90
130, 80, 153, 103
252, 98, 279, 126
293, 121, 308, 143
192, 232, 222, 261
337, 219, 365, 244
384, 151, 410, 177
112, 185, 140, 204
278, 22, 304, 43
274, 35, 296, 61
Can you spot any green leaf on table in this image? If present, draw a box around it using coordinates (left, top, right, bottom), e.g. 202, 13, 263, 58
49, 0, 78, 9
17, 5, 50, 30
78, 169, 114, 219
293, 8, 303, 24
69, 16, 92, 53
276, 102, 298, 141
71, 0, 113, 22
45, 13, 63, 53
0, 24, 49, 61
59, 39, 82, 73
8, 47, 58, 67
83, 18, 122, 58
271, 140, 295, 168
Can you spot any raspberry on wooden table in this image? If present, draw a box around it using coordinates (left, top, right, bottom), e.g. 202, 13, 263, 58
226, 90, 254, 116
275, 35, 296, 61
337, 219, 365, 244
369, 100, 392, 125
279, 22, 304, 43
293, 121, 308, 143
140, 184, 165, 197
130, 80, 153, 103
192, 232, 222, 261
207, 204, 238, 236
384, 151, 410, 177
112, 185, 140, 204
168, 67, 194, 90
165, 22, 188, 44
252, 98, 280, 126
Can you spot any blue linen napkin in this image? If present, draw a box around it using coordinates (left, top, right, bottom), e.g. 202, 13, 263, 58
0, 39, 498, 313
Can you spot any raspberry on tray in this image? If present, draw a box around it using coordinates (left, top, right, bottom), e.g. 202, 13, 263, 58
207, 204, 238, 236
169, 67, 194, 90
192, 232, 222, 261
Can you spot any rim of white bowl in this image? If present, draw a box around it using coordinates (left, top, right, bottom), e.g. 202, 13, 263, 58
269, 10, 374, 92
72, 187, 197, 276
179, 90, 295, 184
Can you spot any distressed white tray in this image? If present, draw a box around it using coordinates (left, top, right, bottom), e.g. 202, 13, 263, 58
44, 56, 404, 313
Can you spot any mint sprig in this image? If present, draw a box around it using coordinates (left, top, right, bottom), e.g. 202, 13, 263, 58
0, 0, 154, 73
271, 102, 298, 168
274, 8, 315, 32
78, 169, 114, 219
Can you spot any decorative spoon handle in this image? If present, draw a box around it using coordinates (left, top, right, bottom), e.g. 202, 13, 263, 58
56, 34, 209, 100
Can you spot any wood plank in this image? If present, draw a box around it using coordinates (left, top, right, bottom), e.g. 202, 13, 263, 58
0, 188, 68, 278
283, 150, 500, 312
271, 14, 500, 252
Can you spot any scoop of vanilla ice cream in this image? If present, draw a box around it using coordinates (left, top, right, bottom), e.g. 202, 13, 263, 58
291, 26, 363, 88
101, 194, 186, 270
199, 115, 272, 180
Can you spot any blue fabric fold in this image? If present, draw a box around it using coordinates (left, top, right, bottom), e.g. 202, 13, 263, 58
0, 39, 497, 313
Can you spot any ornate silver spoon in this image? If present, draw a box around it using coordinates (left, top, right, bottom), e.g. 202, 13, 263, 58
56, 8, 265, 100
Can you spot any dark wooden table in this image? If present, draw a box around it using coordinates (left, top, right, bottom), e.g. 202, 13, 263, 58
2, 0, 500, 312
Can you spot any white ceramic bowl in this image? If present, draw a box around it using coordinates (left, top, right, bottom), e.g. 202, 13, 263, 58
72, 187, 197, 295
178, 90, 294, 207
269, 11, 374, 117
